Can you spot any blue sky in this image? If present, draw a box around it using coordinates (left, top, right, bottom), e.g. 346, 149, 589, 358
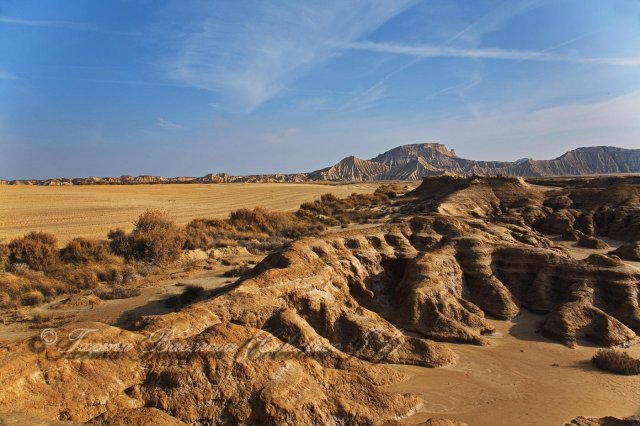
1, 0, 639, 179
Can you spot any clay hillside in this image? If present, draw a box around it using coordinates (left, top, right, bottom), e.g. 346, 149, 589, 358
3, 144, 640, 185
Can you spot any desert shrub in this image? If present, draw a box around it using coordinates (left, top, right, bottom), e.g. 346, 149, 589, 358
0, 291, 15, 309
108, 210, 185, 265
163, 285, 205, 308
64, 269, 99, 290
8, 231, 59, 271
592, 349, 640, 375
97, 265, 137, 284
229, 207, 303, 237
129, 210, 184, 265
7, 270, 68, 299
0, 268, 67, 307
296, 190, 388, 226
61, 238, 111, 264
241, 237, 289, 254
21, 289, 45, 306
0, 244, 9, 271
374, 183, 403, 199
223, 264, 252, 277
136, 263, 160, 277
183, 219, 215, 250
107, 229, 130, 256
95, 286, 141, 300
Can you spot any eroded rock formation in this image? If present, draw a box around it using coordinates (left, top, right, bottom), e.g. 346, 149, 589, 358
1, 175, 639, 424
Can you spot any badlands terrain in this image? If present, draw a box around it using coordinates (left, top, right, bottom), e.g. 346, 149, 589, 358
1, 174, 640, 425
0, 182, 380, 243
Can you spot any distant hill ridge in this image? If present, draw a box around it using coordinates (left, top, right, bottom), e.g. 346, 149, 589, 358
3, 144, 639, 185
309, 144, 640, 181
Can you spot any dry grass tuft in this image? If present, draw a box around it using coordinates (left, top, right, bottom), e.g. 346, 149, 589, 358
592, 349, 640, 375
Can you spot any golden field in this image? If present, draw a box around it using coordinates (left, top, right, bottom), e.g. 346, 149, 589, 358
0, 182, 382, 243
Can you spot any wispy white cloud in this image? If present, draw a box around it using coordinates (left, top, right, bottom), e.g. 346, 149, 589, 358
0, 70, 17, 80
0, 15, 137, 35
163, 1, 417, 113
0, 16, 97, 30
157, 117, 183, 130
339, 0, 541, 112
338, 84, 387, 113
447, 0, 543, 45
335, 40, 640, 66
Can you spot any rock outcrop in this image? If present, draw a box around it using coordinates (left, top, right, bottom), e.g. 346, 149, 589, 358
610, 243, 640, 261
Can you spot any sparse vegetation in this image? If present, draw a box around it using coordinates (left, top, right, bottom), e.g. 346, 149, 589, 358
94, 286, 141, 300
0, 186, 401, 309
592, 349, 640, 375
182, 185, 402, 254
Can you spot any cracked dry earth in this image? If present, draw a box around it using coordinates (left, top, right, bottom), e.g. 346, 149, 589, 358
1, 175, 640, 425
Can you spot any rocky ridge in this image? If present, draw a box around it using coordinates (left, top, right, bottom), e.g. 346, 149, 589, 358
3, 144, 639, 185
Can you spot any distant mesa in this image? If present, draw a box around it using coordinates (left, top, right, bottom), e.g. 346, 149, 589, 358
2, 143, 640, 185
311, 143, 640, 181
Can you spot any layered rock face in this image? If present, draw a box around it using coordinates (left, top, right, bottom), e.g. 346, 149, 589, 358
310, 144, 640, 181
1, 176, 639, 424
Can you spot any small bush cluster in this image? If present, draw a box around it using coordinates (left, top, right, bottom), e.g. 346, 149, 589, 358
182, 186, 399, 253
60, 238, 111, 264
223, 264, 252, 278
8, 231, 59, 271
183, 209, 324, 252
109, 210, 185, 265
95, 286, 141, 300
296, 188, 392, 226
164, 285, 205, 309
1, 231, 137, 309
592, 349, 640, 375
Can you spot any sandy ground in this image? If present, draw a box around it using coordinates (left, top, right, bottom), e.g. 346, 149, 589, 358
0, 182, 381, 243
387, 238, 640, 425
388, 311, 640, 425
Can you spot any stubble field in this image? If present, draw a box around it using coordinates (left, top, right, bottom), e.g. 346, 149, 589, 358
0, 182, 382, 243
